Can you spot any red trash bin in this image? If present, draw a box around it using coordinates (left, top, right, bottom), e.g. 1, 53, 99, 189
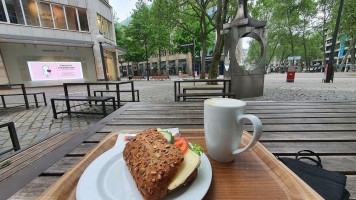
287, 66, 296, 82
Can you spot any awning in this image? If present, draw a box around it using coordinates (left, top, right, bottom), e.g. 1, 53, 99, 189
102, 45, 127, 55
0, 34, 94, 47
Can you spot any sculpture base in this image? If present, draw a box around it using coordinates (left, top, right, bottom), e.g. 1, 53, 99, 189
230, 74, 264, 99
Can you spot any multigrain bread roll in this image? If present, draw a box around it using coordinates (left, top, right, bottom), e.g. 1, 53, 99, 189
123, 128, 184, 200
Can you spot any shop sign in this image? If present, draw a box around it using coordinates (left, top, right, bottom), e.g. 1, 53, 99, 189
28, 61, 83, 81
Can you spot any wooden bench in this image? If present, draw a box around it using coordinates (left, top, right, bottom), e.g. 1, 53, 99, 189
50, 96, 116, 119
182, 87, 225, 101
178, 74, 190, 77
132, 76, 144, 80
93, 89, 140, 102
0, 92, 47, 108
177, 92, 236, 101
152, 75, 169, 80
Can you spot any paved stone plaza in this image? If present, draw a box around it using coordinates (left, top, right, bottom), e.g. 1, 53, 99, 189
1, 72, 356, 159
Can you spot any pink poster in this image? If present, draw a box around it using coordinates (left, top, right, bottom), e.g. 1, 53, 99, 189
28, 61, 83, 81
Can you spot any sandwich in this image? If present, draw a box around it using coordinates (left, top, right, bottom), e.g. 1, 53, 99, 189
123, 128, 203, 200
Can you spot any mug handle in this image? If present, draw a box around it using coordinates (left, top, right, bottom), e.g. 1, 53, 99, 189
232, 114, 263, 154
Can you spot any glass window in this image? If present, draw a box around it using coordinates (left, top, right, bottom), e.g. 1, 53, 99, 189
77, 8, 88, 31
21, 0, 39, 26
102, 17, 108, 37
0, 2, 6, 22
38, 2, 53, 28
52, 4, 66, 29
65, 6, 78, 30
5, 0, 25, 24
97, 14, 102, 33
107, 20, 112, 39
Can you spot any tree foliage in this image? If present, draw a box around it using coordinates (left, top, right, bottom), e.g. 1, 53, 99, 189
245, 0, 325, 71
171, 0, 216, 79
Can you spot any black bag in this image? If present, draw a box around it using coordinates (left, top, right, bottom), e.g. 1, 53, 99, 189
278, 150, 350, 200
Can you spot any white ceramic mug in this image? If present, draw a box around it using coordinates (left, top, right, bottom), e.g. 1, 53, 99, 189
204, 98, 263, 162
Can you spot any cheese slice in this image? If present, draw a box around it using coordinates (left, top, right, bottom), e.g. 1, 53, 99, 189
168, 149, 201, 190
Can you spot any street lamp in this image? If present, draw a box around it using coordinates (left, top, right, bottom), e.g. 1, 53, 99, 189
96, 34, 109, 89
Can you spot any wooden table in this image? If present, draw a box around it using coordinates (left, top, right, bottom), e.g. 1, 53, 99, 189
63, 81, 135, 108
0, 84, 29, 109
1, 101, 356, 199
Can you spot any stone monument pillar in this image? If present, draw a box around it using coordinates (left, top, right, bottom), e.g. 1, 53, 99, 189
223, 0, 268, 99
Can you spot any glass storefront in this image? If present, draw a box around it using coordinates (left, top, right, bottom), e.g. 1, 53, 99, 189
151, 62, 157, 76
178, 59, 187, 74
160, 61, 166, 75
168, 61, 175, 75
0, 1, 88, 32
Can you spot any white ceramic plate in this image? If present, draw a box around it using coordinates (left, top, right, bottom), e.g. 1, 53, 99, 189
77, 134, 212, 200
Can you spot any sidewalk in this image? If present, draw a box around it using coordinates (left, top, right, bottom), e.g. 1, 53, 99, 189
1, 72, 356, 159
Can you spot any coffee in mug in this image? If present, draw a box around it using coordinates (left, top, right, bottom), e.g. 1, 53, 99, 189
204, 98, 263, 162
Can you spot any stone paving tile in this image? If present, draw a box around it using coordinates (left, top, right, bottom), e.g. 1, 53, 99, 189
1, 72, 356, 159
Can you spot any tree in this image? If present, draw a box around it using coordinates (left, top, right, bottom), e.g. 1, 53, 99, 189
208, 0, 232, 80
172, 10, 215, 74
172, 0, 215, 79
298, 0, 318, 71
150, 0, 179, 75
336, 0, 356, 69
126, 2, 155, 80
317, 0, 337, 66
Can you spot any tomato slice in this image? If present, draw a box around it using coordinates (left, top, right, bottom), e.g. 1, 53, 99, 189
174, 136, 188, 153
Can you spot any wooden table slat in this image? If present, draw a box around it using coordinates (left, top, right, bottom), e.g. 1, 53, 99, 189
110, 118, 356, 125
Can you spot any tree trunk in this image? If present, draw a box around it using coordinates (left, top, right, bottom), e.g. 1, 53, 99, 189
302, 28, 309, 71
209, 35, 224, 80
200, 37, 207, 79
322, 4, 327, 67
209, 0, 225, 81
158, 49, 161, 75
267, 43, 278, 66
145, 44, 150, 81
209, 0, 229, 82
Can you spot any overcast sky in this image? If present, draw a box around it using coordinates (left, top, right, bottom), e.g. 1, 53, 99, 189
111, 0, 149, 23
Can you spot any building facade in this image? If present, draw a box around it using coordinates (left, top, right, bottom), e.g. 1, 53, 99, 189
0, 0, 125, 86
324, 35, 356, 72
